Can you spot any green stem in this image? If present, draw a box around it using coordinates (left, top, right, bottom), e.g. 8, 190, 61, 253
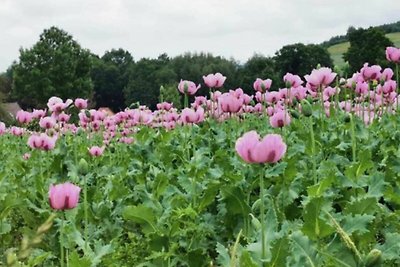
84, 174, 88, 252
335, 76, 339, 111
1, 218, 3, 256
350, 114, 357, 163
60, 214, 65, 267
190, 125, 196, 208
259, 167, 266, 266
309, 117, 317, 184
396, 63, 399, 111
184, 94, 188, 109
209, 87, 213, 118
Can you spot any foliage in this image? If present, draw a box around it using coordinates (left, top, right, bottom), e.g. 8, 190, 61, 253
2, 94, 400, 265
124, 54, 177, 109
11, 26, 93, 109
91, 49, 133, 112
344, 27, 394, 73
237, 54, 279, 93
274, 43, 333, 79
159, 84, 182, 110
321, 20, 400, 47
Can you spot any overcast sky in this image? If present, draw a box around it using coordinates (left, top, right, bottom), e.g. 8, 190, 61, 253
0, 0, 399, 72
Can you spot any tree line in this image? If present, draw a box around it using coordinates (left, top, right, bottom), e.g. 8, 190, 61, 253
0, 25, 394, 112
321, 20, 400, 47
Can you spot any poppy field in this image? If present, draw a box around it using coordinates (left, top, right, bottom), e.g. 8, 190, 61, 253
1, 47, 400, 267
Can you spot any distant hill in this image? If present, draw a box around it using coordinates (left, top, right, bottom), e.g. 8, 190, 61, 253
328, 32, 400, 67
322, 20, 400, 47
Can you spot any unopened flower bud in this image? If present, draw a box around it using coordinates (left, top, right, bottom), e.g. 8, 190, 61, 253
365, 249, 382, 267
78, 158, 89, 175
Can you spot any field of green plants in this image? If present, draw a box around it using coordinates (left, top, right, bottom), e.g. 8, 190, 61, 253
1, 49, 400, 266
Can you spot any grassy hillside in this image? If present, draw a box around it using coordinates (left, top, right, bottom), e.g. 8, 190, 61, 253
328, 32, 400, 67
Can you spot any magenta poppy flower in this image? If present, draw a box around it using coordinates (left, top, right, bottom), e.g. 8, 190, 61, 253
178, 80, 201, 95
235, 131, 286, 164
305, 67, 336, 89
253, 78, 272, 93
39, 116, 57, 129
88, 146, 105, 157
360, 63, 382, 81
0, 122, 5, 135
381, 68, 394, 81
157, 102, 173, 111
30, 133, 57, 151
269, 110, 291, 128
386, 47, 400, 63
203, 73, 226, 88
283, 73, 303, 88
180, 107, 205, 124
219, 93, 244, 113
74, 98, 88, 109
49, 182, 81, 210
16, 110, 32, 124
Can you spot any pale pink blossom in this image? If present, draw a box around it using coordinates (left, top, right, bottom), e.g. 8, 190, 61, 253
49, 182, 81, 210
235, 131, 286, 164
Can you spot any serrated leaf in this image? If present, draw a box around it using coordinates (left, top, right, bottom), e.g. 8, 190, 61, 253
220, 186, 250, 216
307, 175, 334, 197
269, 237, 289, 267
239, 250, 258, 267
345, 150, 374, 179
0, 221, 11, 235
28, 251, 52, 266
265, 162, 287, 178
376, 233, 400, 261
344, 197, 378, 215
288, 231, 320, 267
366, 172, 387, 198
69, 251, 91, 267
216, 242, 230, 266
302, 198, 334, 240
198, 182, 220, 211
123, 204, 158, 234
342, 214, 374, 235
92, 242, 113, 266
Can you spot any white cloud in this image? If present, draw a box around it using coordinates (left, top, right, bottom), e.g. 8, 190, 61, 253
0, 0, 399, 71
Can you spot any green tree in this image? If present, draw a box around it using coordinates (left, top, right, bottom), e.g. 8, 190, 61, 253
236, 54, 278, 94
170, 52, 239, 94
92, 49, 133, 111
124, 54, 177, 109
343, 27, 394, 73
159, 84, 181, 110
274, 43, 333, 80
12, 26, 93, 109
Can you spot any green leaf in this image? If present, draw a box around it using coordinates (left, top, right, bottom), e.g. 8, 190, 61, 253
92, 242, 113, 266
342, 214, 375, 235
344, 197, 378, 215
69, 251, 91, 267
307, 175, 334, 198
288, 231, 320, 267
302, 198, 334, 240
366, 172, 387, 198
153, 172, 169, 199
220, 186, 250, 216
376, 233, 400, 261
344, 149, 374, 179
0, 221, 11, 235
123, 204, 158, 234
239, 250, 258, 267
216, 242, 230, 267
265, 162, 287, 178
269, 237, 289, 267
198, 182, 220, 211
27, 251, 52, 266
